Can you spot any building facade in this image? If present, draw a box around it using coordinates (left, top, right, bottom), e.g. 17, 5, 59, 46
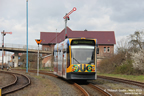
40, 27, 116, 67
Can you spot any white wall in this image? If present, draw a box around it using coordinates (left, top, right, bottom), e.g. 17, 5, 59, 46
0, 54, 11, 64
0, 56, 2, 63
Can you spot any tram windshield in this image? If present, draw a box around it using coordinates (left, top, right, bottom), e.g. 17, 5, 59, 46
71, 45, 95, 64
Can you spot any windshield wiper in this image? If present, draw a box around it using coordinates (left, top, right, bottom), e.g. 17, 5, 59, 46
73, 57, 81, 64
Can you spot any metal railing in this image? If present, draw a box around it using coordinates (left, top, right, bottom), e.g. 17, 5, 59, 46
0, 43, 43, 50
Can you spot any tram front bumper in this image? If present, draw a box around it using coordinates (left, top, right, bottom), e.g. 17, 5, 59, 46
67, 72, 96, 80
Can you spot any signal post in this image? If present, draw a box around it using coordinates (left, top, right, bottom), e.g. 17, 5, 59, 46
63, 7, 76, 38
35, 39, 42, 76
1, 30, 12, 70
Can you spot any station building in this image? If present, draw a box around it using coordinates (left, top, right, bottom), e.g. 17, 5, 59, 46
40, 27, 116, 67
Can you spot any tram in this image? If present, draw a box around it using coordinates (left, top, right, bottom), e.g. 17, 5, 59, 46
53, 38, 99, 80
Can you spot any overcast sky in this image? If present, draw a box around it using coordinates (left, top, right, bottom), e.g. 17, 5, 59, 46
1, 0, 144, 47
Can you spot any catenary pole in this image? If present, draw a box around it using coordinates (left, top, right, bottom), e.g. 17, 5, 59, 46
56, 29, 57, 43
26, 0, 28, 73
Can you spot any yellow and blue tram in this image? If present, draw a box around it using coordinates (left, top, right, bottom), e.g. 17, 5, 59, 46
53, 38, 99, 80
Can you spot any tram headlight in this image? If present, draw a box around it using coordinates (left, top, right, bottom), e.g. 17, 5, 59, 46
92, 67, 95, 71
72, 66, 74, 72
91, 63, 94, 65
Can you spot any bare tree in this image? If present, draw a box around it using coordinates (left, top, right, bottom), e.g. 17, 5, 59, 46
128, 31, 144, 51
116, 37, 130, 54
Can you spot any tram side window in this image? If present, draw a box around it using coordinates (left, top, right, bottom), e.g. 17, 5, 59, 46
67, 45, 70, 68
67, 53, 70, 68
54, 51, 57, 62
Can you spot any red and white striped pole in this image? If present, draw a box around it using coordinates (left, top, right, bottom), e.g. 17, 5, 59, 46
1, 30, 12, 70
63, 7, 76, 39
63, 7, 76, 19
1, 30, 4, 70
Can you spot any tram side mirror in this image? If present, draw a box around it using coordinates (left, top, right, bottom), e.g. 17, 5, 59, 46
97, 48, 99, 54
53, 51, 54, 56
67, 47, 69, 53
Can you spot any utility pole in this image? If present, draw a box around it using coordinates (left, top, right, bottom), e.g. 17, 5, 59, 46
56, 29, 57, 43
1, 30, 5, 70
26, 0, 28, 73
1, 30, 12, 70
63, 7, 76, 39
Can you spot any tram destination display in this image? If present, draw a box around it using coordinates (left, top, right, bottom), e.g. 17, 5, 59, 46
71, 40, 95, 45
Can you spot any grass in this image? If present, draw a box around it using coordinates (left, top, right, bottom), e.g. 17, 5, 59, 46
12, 70, 61, 96
35, 75, 61, 96
12, 67, 53, 71
97, 72, 144, 83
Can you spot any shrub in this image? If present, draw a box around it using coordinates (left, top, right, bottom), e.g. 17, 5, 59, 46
98, 53, 126, 73
131, 50, 144, 71
114, 59, 134, 75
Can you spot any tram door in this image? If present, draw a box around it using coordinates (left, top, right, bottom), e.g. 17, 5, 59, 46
62, 52, 66, 78
58, 49, 63, 76
53, 51, 58, 74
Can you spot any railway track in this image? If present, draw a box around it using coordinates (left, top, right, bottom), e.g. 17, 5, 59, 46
0, 71, 31, 96
98, 75, 144, 88
13, 69, 144, 95
13, 69, 112, 96
74, 81, 112, 96
39, 71, 112, 96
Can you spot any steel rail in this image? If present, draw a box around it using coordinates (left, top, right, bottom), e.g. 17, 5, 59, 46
16, 69, 90, 96
88, 83, 112, 96
0, 71, 31, 95
73, 83, 90, 96
30, 70, 90, 96
0, 71, 17, 89
27, 70, 113, 96
40, 72, 90, 96
98, 75, 144, 88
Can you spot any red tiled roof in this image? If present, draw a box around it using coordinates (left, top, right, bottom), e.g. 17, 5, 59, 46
40, 32, 58, 44
40, 27, 116, 44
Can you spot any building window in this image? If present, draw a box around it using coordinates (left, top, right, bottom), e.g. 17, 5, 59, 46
47, 47, 49, 51
107, 47, 110, 52
45, 48, 47, 51
104, 47, 106, 53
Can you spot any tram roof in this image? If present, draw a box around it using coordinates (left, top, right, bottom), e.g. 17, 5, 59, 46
40, 27, 116, 45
